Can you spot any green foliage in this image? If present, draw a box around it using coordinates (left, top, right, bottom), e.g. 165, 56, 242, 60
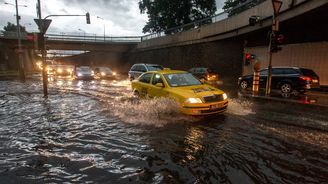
223, 0, 266, 17
2, 22, 26, 33
139, 0, 216, 34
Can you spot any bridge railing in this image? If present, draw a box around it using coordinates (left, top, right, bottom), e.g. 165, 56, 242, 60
0, 31, 142, 43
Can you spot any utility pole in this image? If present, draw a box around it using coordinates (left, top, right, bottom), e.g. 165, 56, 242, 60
15, 0, 25, 82
265, 0, 282, 96
37, 0, 48, 97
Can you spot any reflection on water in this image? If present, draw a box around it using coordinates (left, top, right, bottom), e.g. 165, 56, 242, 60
0, 79, 328, 183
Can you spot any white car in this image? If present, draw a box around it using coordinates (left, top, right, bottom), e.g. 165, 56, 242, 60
74, 66, 94, 80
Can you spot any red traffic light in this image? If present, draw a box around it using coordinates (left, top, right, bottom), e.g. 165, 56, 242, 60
276, 34, 284, 44
26, 34, 34, 41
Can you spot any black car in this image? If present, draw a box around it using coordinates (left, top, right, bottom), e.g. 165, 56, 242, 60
188, 67, 219, 82
238, 67, 320, 94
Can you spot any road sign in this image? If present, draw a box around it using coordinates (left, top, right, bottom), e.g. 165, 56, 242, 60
34, 19, 52, 34
272, 0, 283, 17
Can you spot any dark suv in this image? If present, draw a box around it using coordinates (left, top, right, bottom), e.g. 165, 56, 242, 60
128, 63, 164, 80
238, 67, 320, 94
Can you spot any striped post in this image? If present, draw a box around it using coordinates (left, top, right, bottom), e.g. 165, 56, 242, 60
252, 60, 261, 96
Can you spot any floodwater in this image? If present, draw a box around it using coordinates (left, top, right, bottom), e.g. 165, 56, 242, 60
0, 78, 328, 183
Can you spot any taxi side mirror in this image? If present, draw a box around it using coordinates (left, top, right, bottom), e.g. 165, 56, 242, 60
155, 83, 164, 88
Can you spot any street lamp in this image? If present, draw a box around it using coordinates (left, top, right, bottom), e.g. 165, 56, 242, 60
96, 16, 106, 41
4, 1, 28, 81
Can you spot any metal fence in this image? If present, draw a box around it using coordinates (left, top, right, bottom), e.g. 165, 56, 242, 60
0, 31, 142, 43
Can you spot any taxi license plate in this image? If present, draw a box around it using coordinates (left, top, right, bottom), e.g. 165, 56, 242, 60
312, 79, 318, 83
210, 104, 221, 110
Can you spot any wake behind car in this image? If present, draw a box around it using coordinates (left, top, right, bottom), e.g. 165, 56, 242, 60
74, 66, 94, 80
238, 67, 320, 94
128, 63, 164, 81
131, 69, 228, 116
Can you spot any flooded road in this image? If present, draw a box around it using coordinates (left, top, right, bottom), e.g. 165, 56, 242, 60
0, 78, 328, 183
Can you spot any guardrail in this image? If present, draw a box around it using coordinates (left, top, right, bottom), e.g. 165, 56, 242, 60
0, 31, 142, 43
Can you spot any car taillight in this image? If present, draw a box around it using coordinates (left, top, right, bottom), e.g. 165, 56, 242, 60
300, 76, 312, 81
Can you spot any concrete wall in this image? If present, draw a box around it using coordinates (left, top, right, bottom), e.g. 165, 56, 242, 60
138, 0, 321, 49
244, 42, 328, 86
125, 38, 244, 88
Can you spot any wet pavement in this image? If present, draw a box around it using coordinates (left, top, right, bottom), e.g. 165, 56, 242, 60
0, 78, 328, 183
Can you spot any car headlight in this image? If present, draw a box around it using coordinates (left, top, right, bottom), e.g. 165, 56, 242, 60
101, 72, 106, 76
113, 72, 116, 76
185, 98, 203, 104
222, 93, 228, 100
57, 68, 62, 73
91, 71, 94, 76
77, 73, 82, 77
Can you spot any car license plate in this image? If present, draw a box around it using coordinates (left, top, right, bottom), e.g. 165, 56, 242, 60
312, 79, 318, 83
210, 104, 220, 110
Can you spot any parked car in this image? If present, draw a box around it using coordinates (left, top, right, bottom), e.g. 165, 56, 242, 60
188, 67, 219, 82
73, 66, 94, 80
238, 67, 320, 94
131, 69, 228, 115
128, 63, 164, 81
94, 66, 116, 79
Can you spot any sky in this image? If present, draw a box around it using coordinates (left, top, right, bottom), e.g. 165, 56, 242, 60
0, 0, 225, 36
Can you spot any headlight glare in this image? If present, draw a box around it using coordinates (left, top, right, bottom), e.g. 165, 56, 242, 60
223, 93, 228, 100
185, 98, 202, 104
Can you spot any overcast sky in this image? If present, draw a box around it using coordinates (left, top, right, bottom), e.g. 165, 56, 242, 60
0, 0, 225, 36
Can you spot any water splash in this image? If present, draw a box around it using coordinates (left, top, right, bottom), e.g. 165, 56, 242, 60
112, 97, 194, 127
226, 98, 256, 116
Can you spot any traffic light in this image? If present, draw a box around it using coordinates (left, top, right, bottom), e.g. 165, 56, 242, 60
245, 53, 255, 65
271, 33, 284, 53
86, 12, 91, 24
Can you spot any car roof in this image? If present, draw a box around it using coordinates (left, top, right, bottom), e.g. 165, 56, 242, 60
147, 69, 187, 75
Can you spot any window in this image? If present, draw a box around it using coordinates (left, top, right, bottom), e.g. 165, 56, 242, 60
139, 73, 152, 83
260, 69, 268, 76
138, 65, 147, 72
146, 65, 163, 71
283, 68, 298, 75
130, 65, 138, 71
164, 73, 201, 87
152, 74, 163, 85
272, 68, 284, 75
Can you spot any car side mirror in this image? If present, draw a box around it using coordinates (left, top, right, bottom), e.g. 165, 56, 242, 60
155, 83, 164, 88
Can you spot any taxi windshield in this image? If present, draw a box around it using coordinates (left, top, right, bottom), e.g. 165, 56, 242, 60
164, 73, 201, 87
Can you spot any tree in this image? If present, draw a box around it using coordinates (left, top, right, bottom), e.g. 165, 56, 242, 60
2, 22, 27, 33
139, 0, 216, 34
223, 0, 266, 17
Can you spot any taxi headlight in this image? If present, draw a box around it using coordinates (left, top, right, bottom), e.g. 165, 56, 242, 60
185, 98, 202, 104
222, 93, 228, 100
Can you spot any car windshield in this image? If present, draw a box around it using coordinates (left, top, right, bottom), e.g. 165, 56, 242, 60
100, 67, 112, 72
78, 67, 91, 72
164, 73, 201, 87
147, 65, 164, 71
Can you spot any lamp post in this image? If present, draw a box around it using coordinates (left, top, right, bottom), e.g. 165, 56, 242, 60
78, 28, 86, 53
96, 16, 106, 41
4, 1, 27, 81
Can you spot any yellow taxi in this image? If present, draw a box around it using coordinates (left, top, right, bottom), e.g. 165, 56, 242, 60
131, 69, 228, 115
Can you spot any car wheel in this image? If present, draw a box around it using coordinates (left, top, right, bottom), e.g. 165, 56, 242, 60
240, 80, 248, 89
280, 83, 292, 94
